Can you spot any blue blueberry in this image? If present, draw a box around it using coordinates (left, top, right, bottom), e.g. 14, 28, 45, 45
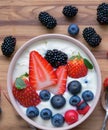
82, 90, 94, 102
77, 101, 88, 110
51, 113, 64, 127
26, 106, 39, 118
68, 80, 82, 95
68, 24, 79, 36
39, 90, 51, 101
51, 95, 66, 109
40, 108, 52, 120
69, 95, 81, 106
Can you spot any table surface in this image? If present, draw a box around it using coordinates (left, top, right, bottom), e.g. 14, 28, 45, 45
0, 0, 108, 130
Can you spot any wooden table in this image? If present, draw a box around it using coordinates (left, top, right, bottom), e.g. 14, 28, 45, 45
0, 0, 108, 130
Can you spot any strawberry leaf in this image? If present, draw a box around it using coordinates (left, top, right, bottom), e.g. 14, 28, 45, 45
84, 58, 93, 69
15, 77, 26, 89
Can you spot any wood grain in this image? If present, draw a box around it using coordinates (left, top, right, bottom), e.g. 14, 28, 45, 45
0, 0, 108, 130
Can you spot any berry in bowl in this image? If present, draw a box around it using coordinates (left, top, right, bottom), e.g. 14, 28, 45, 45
7, 34, 101, 130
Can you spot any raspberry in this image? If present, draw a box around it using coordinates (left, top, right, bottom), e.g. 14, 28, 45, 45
103, 77, 108, 90
38, 12, 57, 29
82, 27, 102, 47
62, 5, 78, 17
97, 3, 108, 24
1, 36, 16, 57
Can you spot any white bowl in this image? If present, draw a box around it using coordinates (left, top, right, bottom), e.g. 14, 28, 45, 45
7, 34, 101, 130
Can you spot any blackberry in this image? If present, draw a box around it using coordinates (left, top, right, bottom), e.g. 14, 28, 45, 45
86, 33, 102, 47
44, 49, 68, 68
62, 5, 78, 17
97, 3, 108, 24
38, 12, 57, 29
1, 36, 16, 57
82, 27, 102, 47
83, 27, 96, 41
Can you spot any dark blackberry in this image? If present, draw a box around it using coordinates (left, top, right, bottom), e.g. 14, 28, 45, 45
62, 5, 78, 17
97, 3, 108, 24
44, 49, 68, 68
1, 36, 16, 57
83, 27, 96, 41
38, 12, 57, 29
82, 27, 101, 47
86, 33, 102, 47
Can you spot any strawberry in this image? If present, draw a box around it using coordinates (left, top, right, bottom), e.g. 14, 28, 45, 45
67, 54, 88, 78
103, 77, 108, 90
47, 65, 68, 94
29, 51, 57, 90
12, 77, 40, 107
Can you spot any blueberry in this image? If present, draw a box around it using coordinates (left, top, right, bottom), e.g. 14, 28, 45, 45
26, 106, 39, 118
39, 90, 51, 101
68, 80, 82, 95
82, 90, 94, 102
68, 24, 79, 36
40, 108, 52, 120
51, 113, 64, 127
77, 101, 88, 110
77, 101, 90, 115
51, 95, 66, 109
69, 95, 81, 106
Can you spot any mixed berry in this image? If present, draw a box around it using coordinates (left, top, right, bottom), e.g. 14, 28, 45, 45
12, 48, 95, 128
62, 5, 78, 18
68, 24, 79, 36
38, 12, 57, 29
1, 36, 16, 57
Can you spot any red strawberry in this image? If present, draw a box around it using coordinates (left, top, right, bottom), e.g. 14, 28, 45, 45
29, 51, 57, 90
13, 77, 40, 107
103, 77, 108, 90
47, 65, 68, 94
64, 110, 78, 125
67, 55, 88, 78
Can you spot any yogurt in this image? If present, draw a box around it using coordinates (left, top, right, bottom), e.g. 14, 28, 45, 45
12, 38, 97, 128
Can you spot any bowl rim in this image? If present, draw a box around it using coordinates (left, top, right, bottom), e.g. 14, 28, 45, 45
7, 34, 102, 130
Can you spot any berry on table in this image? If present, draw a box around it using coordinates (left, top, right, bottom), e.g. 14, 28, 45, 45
44, 49, 68, 68
26, 106, 39, 118
51, 95, 66, 109
82, 90, 94, 102
62, 5, 78, 18
38, 12, 57, 29
40, 108, 52, 120
97, 3, 108, 24
39, 90, 51, 101
51, 113, 64, 127
69, 95, 81, 106
82, 27, 102, 47
64, 110, 78, 125
103, 77, 108, 90
67, 80, 82, 95
68, 24, 79, 36
1, 36, 16, 57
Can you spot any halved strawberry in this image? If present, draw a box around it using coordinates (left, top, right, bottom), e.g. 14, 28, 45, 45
13, 77, 40, 107
29, 51, 57, 90
47, 65, 68, 94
